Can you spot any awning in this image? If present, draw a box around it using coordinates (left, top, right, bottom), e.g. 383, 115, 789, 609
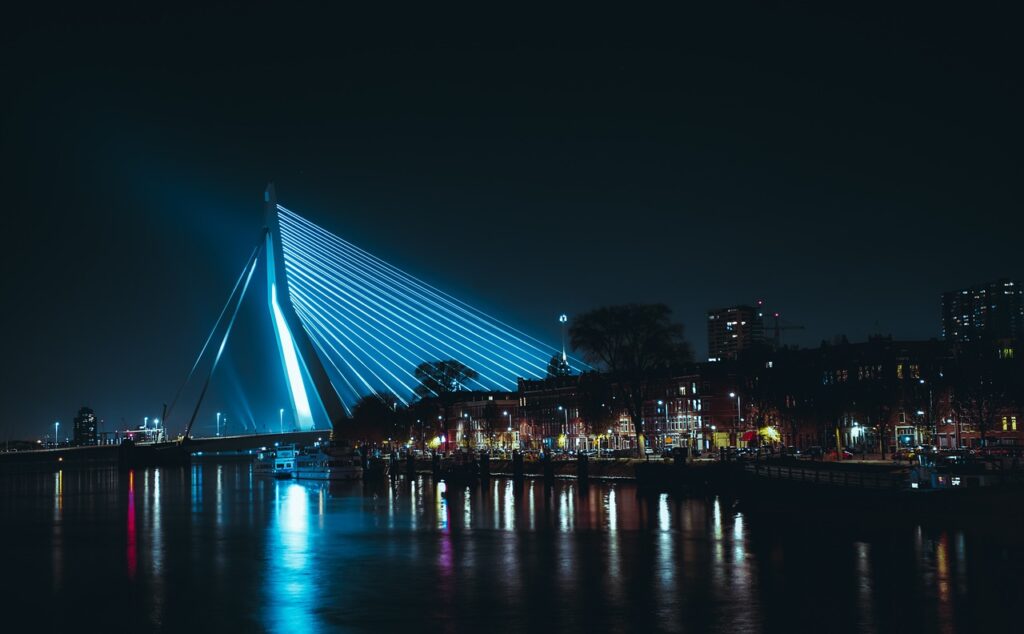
740, 430, 757, 442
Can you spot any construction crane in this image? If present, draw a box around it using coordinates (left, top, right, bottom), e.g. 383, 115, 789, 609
771, 312, 805, 347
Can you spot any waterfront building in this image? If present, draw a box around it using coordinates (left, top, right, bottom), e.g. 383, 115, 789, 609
707, 303, 765, 362
72, 406, 98, 446
444, 392, 519, 450
518, 375, 583, 450
942, 279, 1023, 344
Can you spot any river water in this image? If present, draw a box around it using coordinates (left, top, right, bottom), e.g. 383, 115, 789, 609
0, 463, 1019, 633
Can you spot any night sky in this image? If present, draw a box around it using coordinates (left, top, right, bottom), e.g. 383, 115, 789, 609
2, 4, 1020, 440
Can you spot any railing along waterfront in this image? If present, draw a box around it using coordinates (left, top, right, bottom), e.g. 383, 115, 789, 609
744, 462, 905, 490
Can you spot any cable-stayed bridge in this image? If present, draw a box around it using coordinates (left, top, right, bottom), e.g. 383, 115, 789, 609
2, 185, 588, 470
179, 185, 588, 437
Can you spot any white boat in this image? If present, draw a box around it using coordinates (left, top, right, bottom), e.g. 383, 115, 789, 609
292, 444, 363, 481
254, 445, 298, 479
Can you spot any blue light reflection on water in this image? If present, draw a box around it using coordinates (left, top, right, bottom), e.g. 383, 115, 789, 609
0, 463, 1020, 633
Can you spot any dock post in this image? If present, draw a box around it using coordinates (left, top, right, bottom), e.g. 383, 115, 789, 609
512, 450, 524, 480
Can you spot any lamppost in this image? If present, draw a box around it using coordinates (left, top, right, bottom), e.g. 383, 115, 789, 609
710, 424, 717, 450
655, 401, 663, 450
557, 405, 569, 450
216, 412, 221, 437
729, 392, 742, 447
503, 411, 513, 451
54, 421, 60, 448
919, 378, 934, 444
279, 408, 284, 434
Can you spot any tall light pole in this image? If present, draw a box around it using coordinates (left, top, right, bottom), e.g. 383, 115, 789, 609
729, 392, 742, 447
557, 405, 569, 448
279, 408, 284, 434
54, 421, 60, 448
216, 412, 221, 437
503, 411, 513, 451
558, 313, 569, 364
657, 399, 664, 450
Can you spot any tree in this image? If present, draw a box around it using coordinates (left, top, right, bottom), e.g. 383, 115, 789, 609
577, 372, 614, 443
569, 304, 692, 455
413, 360, 479, 450
949, 346, 1017, 447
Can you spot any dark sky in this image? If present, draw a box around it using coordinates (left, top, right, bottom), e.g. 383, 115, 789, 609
2, 4, 1021, 440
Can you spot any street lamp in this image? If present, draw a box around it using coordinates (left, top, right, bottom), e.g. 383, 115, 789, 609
54, 421, 60, 448
557, 405, 570, 450
279, 408, 284, 434
729, 392, 742, 444
503, 411, 513, 451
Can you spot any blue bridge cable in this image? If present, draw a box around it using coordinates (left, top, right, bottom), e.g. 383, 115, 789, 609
280, 227, 538, 386
184, 248, 261, 439
274, 204, 596, 412
279, 208, 576, 372
281, 233, 534, 393
279, 236, 529, 387
278, 215, 576, 378
280, 251, 474, 386
165, 244, 260, 430
291, 303, 378, 413
278, 205, 590, 373
279, 224, 551, 382
289, 289, 419, 404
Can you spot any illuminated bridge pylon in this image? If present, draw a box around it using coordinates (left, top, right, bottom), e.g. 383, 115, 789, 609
262, 185, 588, 430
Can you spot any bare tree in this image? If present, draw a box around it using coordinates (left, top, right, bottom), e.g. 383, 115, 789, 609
569, 304, 692, 455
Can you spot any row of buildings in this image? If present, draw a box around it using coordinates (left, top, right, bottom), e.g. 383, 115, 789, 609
429, 279, 1022, 454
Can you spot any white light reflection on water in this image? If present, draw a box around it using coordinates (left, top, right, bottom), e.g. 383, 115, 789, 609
503, 479, 514, 531
52, 470, 63, 593
265, 482, 318, 633
437, 481, 448, 530
655, 494, 676, 624
605, 487, 622, 609
149, 469, 166, 626
528, 481, 536, 531
559, 485, 573, 532
855, 541, 875, 633
409, 478, 419, 531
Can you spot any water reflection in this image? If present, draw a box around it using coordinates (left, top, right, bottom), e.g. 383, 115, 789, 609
266, 482, 316, 633
0, 467, 1020, 633
126, 470, 137, 580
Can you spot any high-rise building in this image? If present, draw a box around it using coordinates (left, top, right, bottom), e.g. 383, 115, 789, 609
72, 406, 98, 446
707, 303, 765, 361
941, 279, 1023, 343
